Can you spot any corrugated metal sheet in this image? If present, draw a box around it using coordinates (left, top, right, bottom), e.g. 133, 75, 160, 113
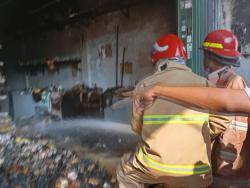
178, 0, 222, 75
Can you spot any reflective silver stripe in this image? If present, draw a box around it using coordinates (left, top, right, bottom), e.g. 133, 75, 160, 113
143, 114, 208, 125
219, 150, 237, 162
136, 147, 210, 175
230, 120, 248, 131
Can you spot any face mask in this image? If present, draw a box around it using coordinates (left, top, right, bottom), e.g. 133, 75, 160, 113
207, 66, 228, 84
207, 71, 220, 84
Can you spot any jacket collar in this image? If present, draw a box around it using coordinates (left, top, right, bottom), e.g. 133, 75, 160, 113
155, 59, 191, 75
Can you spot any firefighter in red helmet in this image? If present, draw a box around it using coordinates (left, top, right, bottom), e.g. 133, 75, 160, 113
116, 34, 213, 188
202, 29, 249, 187
151, 33, 187, 65
203, 29, 241, 76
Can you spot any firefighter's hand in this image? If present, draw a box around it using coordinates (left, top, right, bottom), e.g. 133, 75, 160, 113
135, 86, 156, 103
120, 90, 134, 98
115, 87, 134, 99
121, 85, 157, 100
121, 85, 157, 113
134, 86, 157, 113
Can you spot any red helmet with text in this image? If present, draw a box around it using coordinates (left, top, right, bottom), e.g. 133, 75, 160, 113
151, 34, 187, 65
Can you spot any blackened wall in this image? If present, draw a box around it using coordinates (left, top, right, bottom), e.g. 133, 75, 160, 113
5, 0, 177, 90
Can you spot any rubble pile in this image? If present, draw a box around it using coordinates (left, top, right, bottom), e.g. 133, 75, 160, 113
0, 133, 115, 188
0, 115, 13, 133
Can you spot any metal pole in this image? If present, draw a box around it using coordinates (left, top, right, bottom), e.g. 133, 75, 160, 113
115, 25, 119, 87
121, 47, 126, 87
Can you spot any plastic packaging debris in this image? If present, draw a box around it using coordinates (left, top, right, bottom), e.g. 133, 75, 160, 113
103, 181, 112, 188
55, 177, 68, 188
0, 133, 115, 188
67, 171, 78, 181
0, 115, 13, 133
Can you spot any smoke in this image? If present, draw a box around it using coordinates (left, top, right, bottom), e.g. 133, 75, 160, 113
221, 0, 236, 29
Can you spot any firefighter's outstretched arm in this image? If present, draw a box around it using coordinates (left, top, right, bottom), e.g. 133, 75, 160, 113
134, 84, 250, 114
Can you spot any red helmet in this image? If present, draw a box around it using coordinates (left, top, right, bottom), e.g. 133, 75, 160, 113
203, 29, 240, 59
151, 34, 187, 65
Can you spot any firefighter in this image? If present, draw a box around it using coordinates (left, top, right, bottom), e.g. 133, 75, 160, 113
128, 30, 250, 187
116, 34, 213, 188
128, 87, 250, 188
201, 29, 249, 187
